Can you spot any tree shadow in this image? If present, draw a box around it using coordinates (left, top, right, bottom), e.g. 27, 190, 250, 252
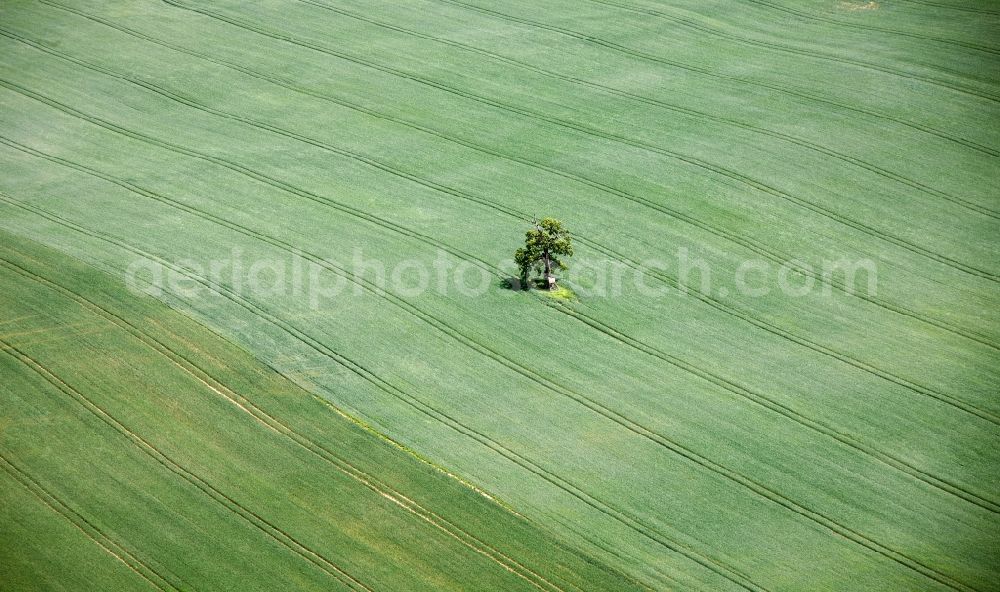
500, 277, 560, 291
501, 276, 527, 291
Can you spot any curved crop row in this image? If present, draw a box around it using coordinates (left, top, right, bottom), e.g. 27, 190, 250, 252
0, 194, 756, 592
43, 0, 998, 161
544, 301, 1000, 513
0, 339, 374, 592
897, 0, 1000, 16
5, 81, 996, 451
20, 7, 996, 427
6, 28, 996, 354
146, 1, 1000, 277
0, 254, 582, 592
0, 452, 184, 592
426, 0, 1000, 102
293, 0, 999, 221
624, 0, 1000, 55
5, 93, 997, 498
0, 144, 978, 590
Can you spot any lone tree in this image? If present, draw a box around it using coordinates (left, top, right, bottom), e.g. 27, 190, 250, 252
514, 218, 573, 290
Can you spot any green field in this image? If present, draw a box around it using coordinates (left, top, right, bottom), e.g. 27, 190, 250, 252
0, 0, 997, 590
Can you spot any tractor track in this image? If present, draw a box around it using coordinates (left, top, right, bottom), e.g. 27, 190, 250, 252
428, 0, 1000, 102
0, 255, 575, 592
0, 178, 982, 591
293, 0, 1000, 221
5, 27, 998, 356
0, 338, 374, 592
146, 0, 1000, 279
0, 194, 768, 592
0, 452, 184, 592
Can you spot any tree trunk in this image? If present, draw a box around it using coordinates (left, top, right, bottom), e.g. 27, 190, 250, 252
543, 249, 554, 289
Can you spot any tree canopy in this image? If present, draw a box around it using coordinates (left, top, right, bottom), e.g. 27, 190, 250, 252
514, 218, 573, 289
